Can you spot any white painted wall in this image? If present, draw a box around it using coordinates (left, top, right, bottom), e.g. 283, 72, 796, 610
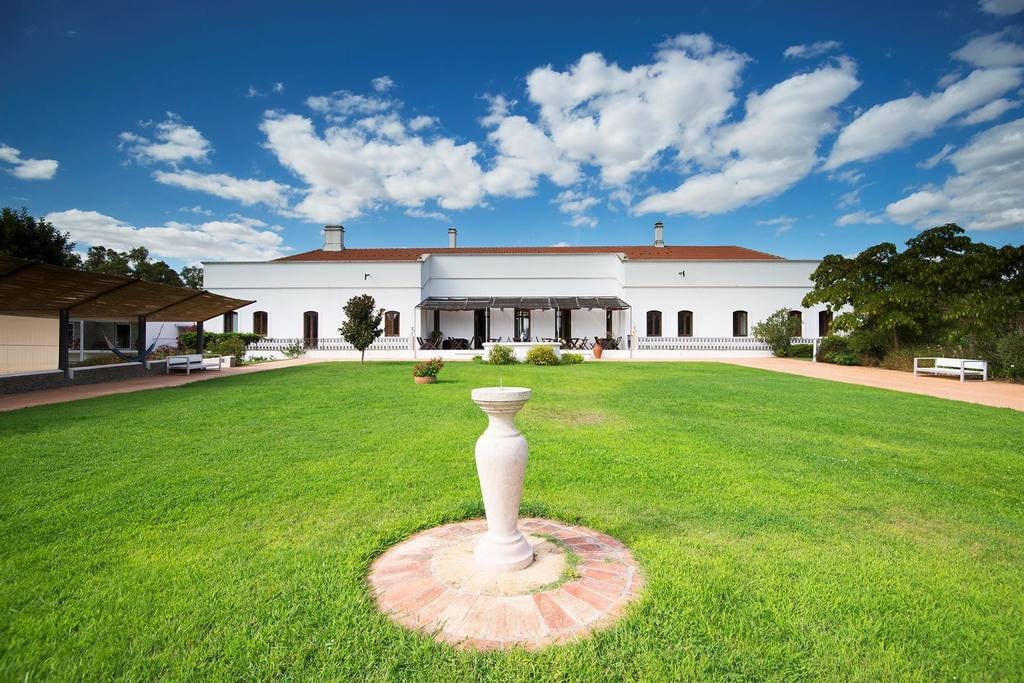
203, 251, 825, 345
0, 315, 57, 373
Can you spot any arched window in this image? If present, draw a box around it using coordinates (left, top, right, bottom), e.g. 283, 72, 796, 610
818, 310, 833, 337
253, 311, 268, 336
303, 311, 318, 347
789, 310, 802, 337
646, 310, 662, 337
384, 310, 400, 337
223, 311, 238, 333
732, 310, 748, 337
677, 310, 693, 337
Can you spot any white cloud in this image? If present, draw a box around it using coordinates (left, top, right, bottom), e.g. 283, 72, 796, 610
635, 59, 860, 215
408, 115, 437, 131
553, 190, 599, 227
0, 144, 58, 180
959, 97, 1020, 124
482, 110, 578, 197
937, 71, 963, 88
953, 31, 1024, 68
825, 67, 1022, 169
404, 208, 450, 222
836, 210, 885, 226
838, 186, 864, 207
550, 241, 572, 247
885, 116, 1024, 230
154, 169, 291, 208
119, 113, 212, 164
757, 216, 798, 236
273, 81, 284, 94
179, 205, 213, 216
783, 40, 842, 59
44, 209, 289, 262
261, 111, 490, 222
979, 0, 1024, 15
306, 91, 394, 120
918, 143, 957, 169
521, 34, 748, 185
246, 85, 261, 98
831, 168, 865, 184
371, 76, 395, 92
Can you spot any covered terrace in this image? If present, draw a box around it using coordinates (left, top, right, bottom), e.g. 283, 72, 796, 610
0, 255, 253, 380
415, 296, 631, 350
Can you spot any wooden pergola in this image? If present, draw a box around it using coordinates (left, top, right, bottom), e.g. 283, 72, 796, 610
0, 255, 254, 377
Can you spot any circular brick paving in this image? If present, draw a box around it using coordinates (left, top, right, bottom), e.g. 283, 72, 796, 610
368, 518, 644, 650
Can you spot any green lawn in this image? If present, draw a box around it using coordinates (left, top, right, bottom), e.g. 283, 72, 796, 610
1, 362, 1022, 680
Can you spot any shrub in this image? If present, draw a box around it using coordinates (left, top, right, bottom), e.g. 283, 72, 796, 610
471, 355, 483, 364
787, 343, 813, 359
179, 331, 261, 351
996, 333, 1024, 382
817, 335, 857, 365
212, 336, 246, 366
282, 340, 306, 359
413, 358, 444, 378
487, 344, 517, 365
149, 344, 179, 360
753, 308, 800, 357
525, 345, 559, 366
880, 344, 949, 372
560, 353, 584, 365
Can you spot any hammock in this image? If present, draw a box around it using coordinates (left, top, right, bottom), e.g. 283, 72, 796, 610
102, 322, 167, 362
104, 336, 159, 362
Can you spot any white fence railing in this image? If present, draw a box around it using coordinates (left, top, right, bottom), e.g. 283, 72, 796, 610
635, 336, 819, 351
247, 336, 412, 352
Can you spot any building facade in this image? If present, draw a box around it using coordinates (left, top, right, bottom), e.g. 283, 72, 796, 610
202, 223, 831, 359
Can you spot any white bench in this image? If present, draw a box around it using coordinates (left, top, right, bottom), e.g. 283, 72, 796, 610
914, 357, 988, 382
166, 354, 222, 375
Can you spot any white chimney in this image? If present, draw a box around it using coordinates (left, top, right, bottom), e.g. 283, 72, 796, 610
654, 221, 665, 248
448, 226, 457, 248
323, 224, 345, 251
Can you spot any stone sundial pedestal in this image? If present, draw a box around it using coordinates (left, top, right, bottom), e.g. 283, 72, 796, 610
470, 386, 534, 572
368, 385, 644, 650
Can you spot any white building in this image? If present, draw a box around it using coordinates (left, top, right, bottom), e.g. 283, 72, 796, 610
202, 223, 832, 359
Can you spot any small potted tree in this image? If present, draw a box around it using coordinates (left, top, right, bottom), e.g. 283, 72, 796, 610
413, 357, 444, 384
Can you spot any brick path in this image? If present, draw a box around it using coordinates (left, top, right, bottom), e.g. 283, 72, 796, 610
0, 358, 319, 413
721, 357, 1024, 412
368, 518, 643, 650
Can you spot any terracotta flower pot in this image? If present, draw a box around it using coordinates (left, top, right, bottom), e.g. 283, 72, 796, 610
593, 344, 603, 359
414, 375, 437, 384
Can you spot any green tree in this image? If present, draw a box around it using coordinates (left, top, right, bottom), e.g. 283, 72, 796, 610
802, 224, 1024, 359
83, 246, 183, 286
753, 308, 801, 357
0, 207, 81, 267
180, 265, 203, 289
339, 294, 383, 364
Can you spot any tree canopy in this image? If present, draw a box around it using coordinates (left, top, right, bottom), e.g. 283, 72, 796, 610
802, 224, 1024, 357
1, 207, 203, 289
0, 207, 80, 268
339, 294, 384, 363
82, 246, 184, 287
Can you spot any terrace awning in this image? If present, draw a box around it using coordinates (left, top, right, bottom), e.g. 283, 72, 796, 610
416, 296, 630, 311
0, 255, 254, 321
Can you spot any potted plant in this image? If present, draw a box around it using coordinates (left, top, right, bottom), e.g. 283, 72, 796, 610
592, 339, 604, 359
413, 357, 444, 384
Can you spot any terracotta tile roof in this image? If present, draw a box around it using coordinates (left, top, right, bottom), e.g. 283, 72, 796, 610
274, 245, 782, 262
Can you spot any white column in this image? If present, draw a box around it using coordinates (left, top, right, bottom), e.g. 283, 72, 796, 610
471, 386, 534, 572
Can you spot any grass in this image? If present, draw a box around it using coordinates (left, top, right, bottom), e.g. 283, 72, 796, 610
0, 361, 1022, 680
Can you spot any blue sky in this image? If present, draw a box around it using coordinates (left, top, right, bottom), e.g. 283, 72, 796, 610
2, 0, 1022, 267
